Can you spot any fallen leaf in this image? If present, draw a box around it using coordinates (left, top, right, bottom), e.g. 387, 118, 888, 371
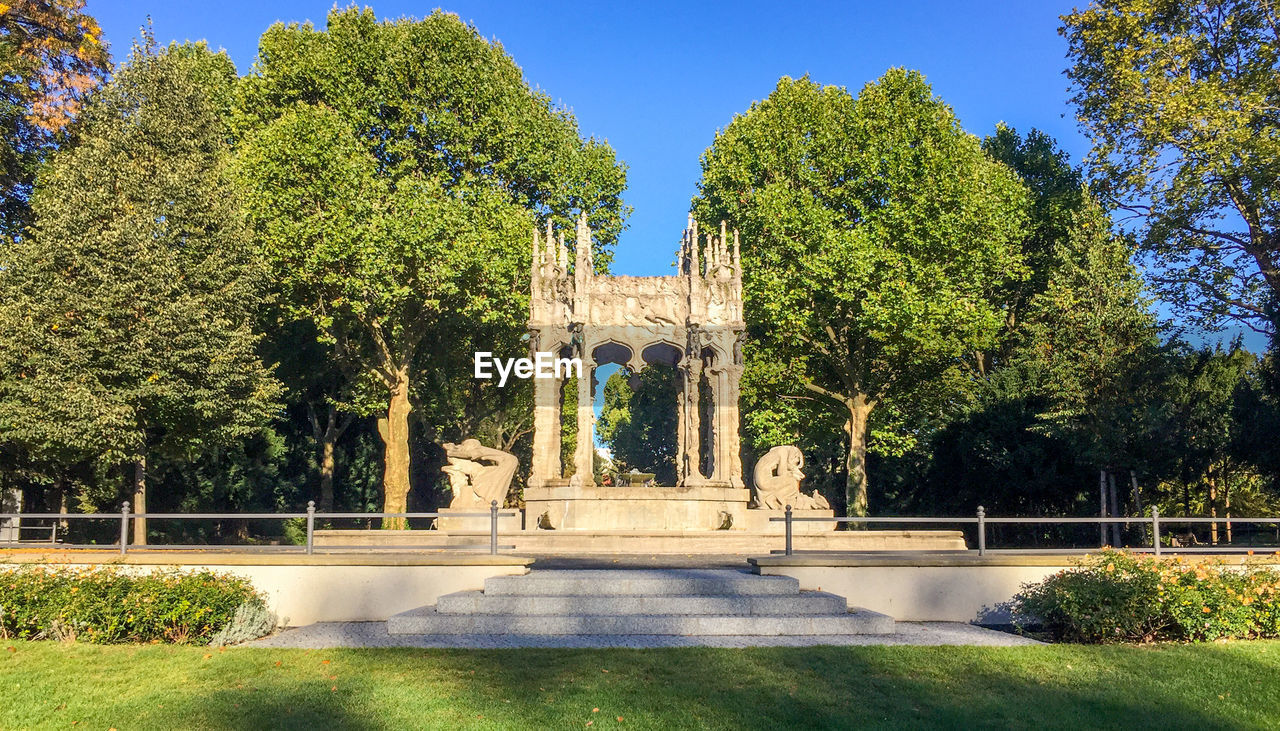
617, 717, 624, 722
322, 660, 331, 665
203, 654, 212, 659
6, 646, 14, 653
274, 661, 282, 666
593, 708, 600, 713
330, 686, 337, 692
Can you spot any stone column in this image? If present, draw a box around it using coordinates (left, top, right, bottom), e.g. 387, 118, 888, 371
722, 363, 745, 488
569, 363, 595, 488
705, 364, 744, 486
708, 365, 728, 483
679, 358, 704, 485
528, 373, 561, 488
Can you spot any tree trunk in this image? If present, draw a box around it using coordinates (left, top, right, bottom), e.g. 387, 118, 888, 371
843, 395, 873, 518
56, 481, 68, 535
132, 451, 147, 546
1225, 480, 1233, 544
1208, 468, 1219, 545
320, 435, 337, 512
309, 403, 351, 513
1108, 471, 1122, 547
1099, 471, 1109, 547
377, 366, 413, 529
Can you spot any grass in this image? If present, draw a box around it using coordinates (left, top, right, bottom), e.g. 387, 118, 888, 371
3, 641, 1280, 729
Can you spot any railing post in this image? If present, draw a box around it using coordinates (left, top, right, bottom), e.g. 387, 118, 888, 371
306, 500, 315, 555
119, 501, 130, 555
785, 504, 793, 556
1152, 505, 1161, 557
490, 500, 499, 555
977, 505, 986, 556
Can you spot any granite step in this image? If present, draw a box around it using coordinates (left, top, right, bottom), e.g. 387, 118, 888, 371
481, 569, 800, 596
435, 590, 848, 616
386, 606, 895, 636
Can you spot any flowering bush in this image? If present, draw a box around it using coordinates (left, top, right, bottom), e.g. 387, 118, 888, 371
1012, 550, 1280, 643
0, 565, 272, 645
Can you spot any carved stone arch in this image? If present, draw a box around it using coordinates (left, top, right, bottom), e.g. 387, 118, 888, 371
639, 340, 684, 370
699, 343, 727, 366
591, 340, 634, 368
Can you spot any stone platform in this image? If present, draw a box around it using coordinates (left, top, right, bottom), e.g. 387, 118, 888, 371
314, 528, 967, 553
385, 569, 896, 637
522, 484, 835, 533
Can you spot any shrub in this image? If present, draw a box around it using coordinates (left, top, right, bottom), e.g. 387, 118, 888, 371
0, 565, 275, 645
1012, 550, 1280, 643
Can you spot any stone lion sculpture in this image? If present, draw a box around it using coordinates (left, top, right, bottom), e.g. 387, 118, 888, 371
752, 445, 829, 510
442, 439, 518, 508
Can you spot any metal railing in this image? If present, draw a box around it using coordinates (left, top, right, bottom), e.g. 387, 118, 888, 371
775, 504, 1280, 557
0, 500, 519, 556
5, 502, 1276, 558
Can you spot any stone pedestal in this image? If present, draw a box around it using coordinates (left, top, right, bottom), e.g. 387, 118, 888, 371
525, 484, 753, 531
435, 507, 523, 533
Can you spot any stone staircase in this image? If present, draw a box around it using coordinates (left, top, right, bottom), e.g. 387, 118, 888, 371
386, 569, 894, 637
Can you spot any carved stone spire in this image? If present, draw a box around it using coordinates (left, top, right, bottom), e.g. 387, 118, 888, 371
575, 211, 592, 273
690, 218, 700, 277
531, 227, 541, 303
545, 220, 556, 274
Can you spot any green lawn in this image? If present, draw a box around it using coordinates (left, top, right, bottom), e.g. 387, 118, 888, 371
4, 641, 1279, 729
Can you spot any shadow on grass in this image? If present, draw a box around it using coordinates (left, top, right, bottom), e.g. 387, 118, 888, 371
7, 641, 1280, 729
435, 643, 1280, 729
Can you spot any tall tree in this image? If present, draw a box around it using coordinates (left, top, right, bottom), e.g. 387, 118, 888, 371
0, 39, 280, 543
1062, 0, 1280, 331
0, 0, 109, 241
233, 8, 627, 525
979, 125, 1087, 370
695, 71, 1028, 515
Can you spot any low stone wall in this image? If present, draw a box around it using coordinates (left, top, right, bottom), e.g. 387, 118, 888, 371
315, 528, 967, 553
750, 553, 1280, 623
0, 551, 531, 625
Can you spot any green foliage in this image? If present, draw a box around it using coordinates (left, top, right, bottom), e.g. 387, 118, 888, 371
232, 7, 628, 514
0, 38, 280, 466
0, 0, 110, 242
597, 368, 679, 485
0, 565, 271, 644
1013, 550, 1280, 643
695, 70, 1028, 514
980, 125, 1086, 354
1061, 0, 1280, 329
884, 128, 1164, 518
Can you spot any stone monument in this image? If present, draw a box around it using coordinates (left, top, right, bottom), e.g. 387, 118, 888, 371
523, 214, 834, 532
752, 445, 831, 510
436, 439, 521, 532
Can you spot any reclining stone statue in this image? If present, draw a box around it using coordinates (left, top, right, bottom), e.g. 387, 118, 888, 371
752, 445, 830, 510
442, 438, 518, 509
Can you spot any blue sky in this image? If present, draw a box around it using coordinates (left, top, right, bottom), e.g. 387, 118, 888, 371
90, 1, 1261, 350
93, 1, 1087, 272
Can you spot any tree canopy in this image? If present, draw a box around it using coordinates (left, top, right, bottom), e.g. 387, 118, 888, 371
0, 0, 109, 241
0, 39, 281, 540
695, 71, 1028, 515
232, 7, 628, 523
1062, 0, 1280, 331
